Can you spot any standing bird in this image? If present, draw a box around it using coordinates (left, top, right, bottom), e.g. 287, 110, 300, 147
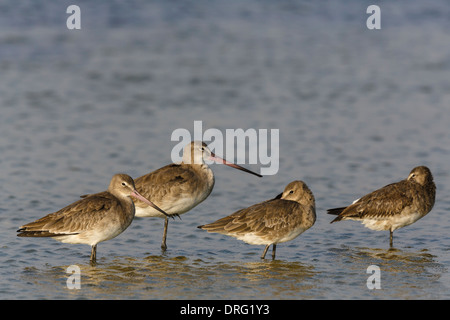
327, 166, 436, 246
198, 181, 316, 260
133, 141, 262, 251
17, 174, 170, 264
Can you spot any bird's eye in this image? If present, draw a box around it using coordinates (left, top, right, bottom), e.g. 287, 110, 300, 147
289, 190, 294, 194
122, 182, 127, 186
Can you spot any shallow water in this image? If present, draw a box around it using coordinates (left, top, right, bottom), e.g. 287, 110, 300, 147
1, 0, 450, 301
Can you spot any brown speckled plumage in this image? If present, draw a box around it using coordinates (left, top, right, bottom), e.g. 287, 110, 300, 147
17, 174, 167, 263
134, 162, 214, 216
198, 180, 316, 259
133, 141, 262, 251
328, 166, 436, 246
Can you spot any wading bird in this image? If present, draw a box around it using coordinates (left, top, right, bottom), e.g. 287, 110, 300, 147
17, 174, 169, 264
198, 180, 316, 260
133, 141, 262, 251
327, 166, 436, 246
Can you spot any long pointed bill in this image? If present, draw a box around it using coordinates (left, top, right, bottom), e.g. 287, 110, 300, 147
209, 153, 262, 177
130, 190, 174, 219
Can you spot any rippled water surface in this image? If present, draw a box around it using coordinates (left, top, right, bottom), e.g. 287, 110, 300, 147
1, 0, 450, 300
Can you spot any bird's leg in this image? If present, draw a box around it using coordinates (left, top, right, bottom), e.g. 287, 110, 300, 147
272, 244, 277, 260
90, 244, 97, 265
161, 216, 169, 251
389, 230, 394, 247
261, 244, 270, 259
